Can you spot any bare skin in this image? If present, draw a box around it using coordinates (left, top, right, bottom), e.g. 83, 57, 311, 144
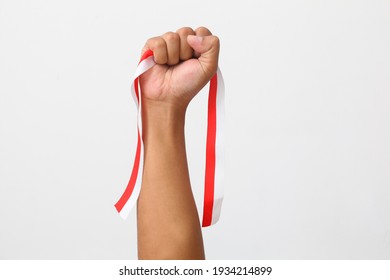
136, 26, 220, 260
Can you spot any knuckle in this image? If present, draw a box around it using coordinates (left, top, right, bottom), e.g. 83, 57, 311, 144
147, 37, 165, 49
164, 31, 179, 41
195, 26, 212, 35
154, 38, 166, 49
176, 27, 194, 36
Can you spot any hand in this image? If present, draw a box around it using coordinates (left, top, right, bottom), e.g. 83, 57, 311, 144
139, 27, 220, 110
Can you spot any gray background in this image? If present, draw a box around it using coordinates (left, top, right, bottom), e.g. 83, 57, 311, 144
1, 0, 389, 259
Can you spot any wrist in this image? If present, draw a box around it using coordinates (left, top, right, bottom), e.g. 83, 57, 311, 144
141, 99, 187, 143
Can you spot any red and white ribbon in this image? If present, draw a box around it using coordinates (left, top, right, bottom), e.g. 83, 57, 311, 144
115, 50, 225, 227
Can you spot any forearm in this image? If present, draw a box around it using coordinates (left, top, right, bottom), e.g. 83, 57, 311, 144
137, 100, 205, 259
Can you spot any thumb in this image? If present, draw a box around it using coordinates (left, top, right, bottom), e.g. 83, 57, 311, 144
187, 35, 220, 78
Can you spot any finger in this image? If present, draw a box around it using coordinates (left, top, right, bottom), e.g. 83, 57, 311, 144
195, 26, 212, 36
144, 37, 167, 65
161, 32, 180, 65
193, 27, 212, 57
176, 27, 195, 61
187, 34, 220, 77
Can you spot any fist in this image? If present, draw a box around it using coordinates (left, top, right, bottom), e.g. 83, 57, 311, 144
139, 27, 220, 109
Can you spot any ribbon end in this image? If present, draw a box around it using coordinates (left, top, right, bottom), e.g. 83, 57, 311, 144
118, 210, 129, 220
115, 203, 131, 220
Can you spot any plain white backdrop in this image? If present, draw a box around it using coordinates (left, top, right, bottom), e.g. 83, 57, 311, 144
1, 0, 389, 259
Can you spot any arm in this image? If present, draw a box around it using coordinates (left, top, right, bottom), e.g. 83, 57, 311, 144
136, 26, 220, 259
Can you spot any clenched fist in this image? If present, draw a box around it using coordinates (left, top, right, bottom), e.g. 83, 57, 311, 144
139, 26, 220, 109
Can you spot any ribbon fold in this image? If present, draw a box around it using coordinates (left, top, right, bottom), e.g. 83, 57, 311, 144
115, 50, 225, 227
